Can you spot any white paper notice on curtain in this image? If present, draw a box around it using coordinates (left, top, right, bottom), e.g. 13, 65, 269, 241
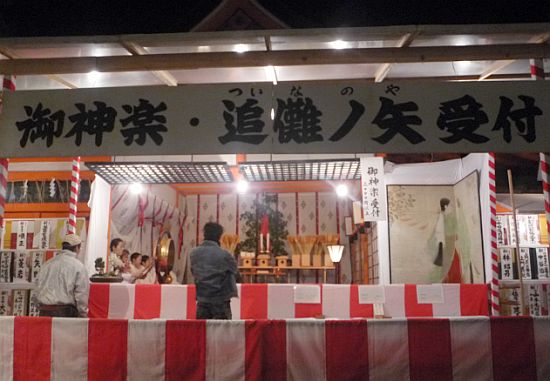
360, 157, 386, 221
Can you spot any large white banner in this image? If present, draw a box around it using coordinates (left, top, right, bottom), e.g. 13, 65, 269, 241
0, 81, 549, 157
360, 157, 386, 221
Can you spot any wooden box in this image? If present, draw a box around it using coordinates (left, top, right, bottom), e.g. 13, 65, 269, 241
276, 256, 288, 267
257, 254, 270, 267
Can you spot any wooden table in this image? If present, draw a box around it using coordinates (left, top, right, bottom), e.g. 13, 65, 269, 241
238, 265, 335, 283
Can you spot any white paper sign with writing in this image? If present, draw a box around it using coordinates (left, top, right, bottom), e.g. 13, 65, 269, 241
293, 285, 321, 304
519, 248, 533, 279
417, 285, 444, 304
500, 248, 515, 280
0, 252, 11, 282
358, 285, 386, 304
0, 290, 10, 316
28, 290, 40, 317
38, 220, 51, 250
30, 252, 44, 282
360, 157, 387, 221
536, 248, 549, 279
12, 290, 27, 316
16, 221, 27, 250
13, 252, 28, 283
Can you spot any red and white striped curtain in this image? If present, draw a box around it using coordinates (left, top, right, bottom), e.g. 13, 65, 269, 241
1, 316, 549, 380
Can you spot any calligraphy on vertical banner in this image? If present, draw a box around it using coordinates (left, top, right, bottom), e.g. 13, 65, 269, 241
0, 290, 10, 316
16, 220, 27, 250
360, 157, 386, 221
28, 290, 39, 316
536, 247, 550, 279
0, 251, 11, 282
30, 252, 44, 282
509, 288, 522, 316
495, 215, 508, 246
500, 248, 515, 280
528, 284, 543, 316
38, 220, 51, 250
12, 289, 27, 316
519, 248, 533, 279
13, 251, 28, 283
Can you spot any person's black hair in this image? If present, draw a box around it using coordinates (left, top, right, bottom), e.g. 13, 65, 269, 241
110, 238, 123, 251
130, 252, 141, 263
62, 242, 81, 251
141, 255, 149, 264
122, 249, 130, 257
203, 222, 223, 242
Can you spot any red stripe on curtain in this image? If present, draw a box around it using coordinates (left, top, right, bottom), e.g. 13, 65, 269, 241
13, 317, 52, 381
165, 320, 206, 381
491, 317, 536, 381
245, 320, 287, 381
87, 283, 110, 318
241, 284, 268, 319
133, 284, 162, 319
325, 320, 369, 381
408, 318, 453, 381
88, 319, 128, 381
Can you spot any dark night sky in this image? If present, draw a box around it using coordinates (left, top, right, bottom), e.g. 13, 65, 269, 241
0, 0, 549, 37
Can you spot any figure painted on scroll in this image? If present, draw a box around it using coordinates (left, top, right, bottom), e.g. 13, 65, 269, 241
429, 197, 463, 283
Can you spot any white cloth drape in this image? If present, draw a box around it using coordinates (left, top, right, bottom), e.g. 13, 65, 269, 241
85, 176, 111, 276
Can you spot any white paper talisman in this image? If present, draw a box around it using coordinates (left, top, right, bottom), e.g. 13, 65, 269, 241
536, 248, 550, 279
38, 220, 51, 250
13, 252, 28, 283
16, 221, 27, 250
0, 290, 10, 316
360, 157, 387, 222
358, 285, 386, 304
293, 285, 321, 304
30, 252, 44, 282
417, 284, 444, 304
519, 248, 533, 279
12, 289, 27, 316
0, 251, 11, 282
495, 215, 508, 246
28, 290, 40, 317
528, 284, 543, 316
500, 248, 514, 280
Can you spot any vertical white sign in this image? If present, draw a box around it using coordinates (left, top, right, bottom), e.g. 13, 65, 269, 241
12, 290, 27, 316
30, 252, 44, 282
16, 221, 27, 250
360, 157, 386, 221
536, 248, 549, 279
38, 220, 51, 250
519, 248, 532, 279
500, 248, 514, 280
0, 290, 10, 316
0, 251, 11, 282
28, 290, 40, 316
528, 284, 543, 316
495, 215, 507, 247
13, 252, 28, 283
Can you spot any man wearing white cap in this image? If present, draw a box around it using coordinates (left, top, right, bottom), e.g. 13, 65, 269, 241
34, 233, 89, 317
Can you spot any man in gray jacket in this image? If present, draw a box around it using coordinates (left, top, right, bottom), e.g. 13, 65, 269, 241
190, 222, 239, 319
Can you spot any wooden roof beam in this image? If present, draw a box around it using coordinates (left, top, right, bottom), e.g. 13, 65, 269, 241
478, 32, 550, 80
120, 41, 178, 86
1, 43, 549, 76
374, 32, 416, 82
0, 46, 78, 88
